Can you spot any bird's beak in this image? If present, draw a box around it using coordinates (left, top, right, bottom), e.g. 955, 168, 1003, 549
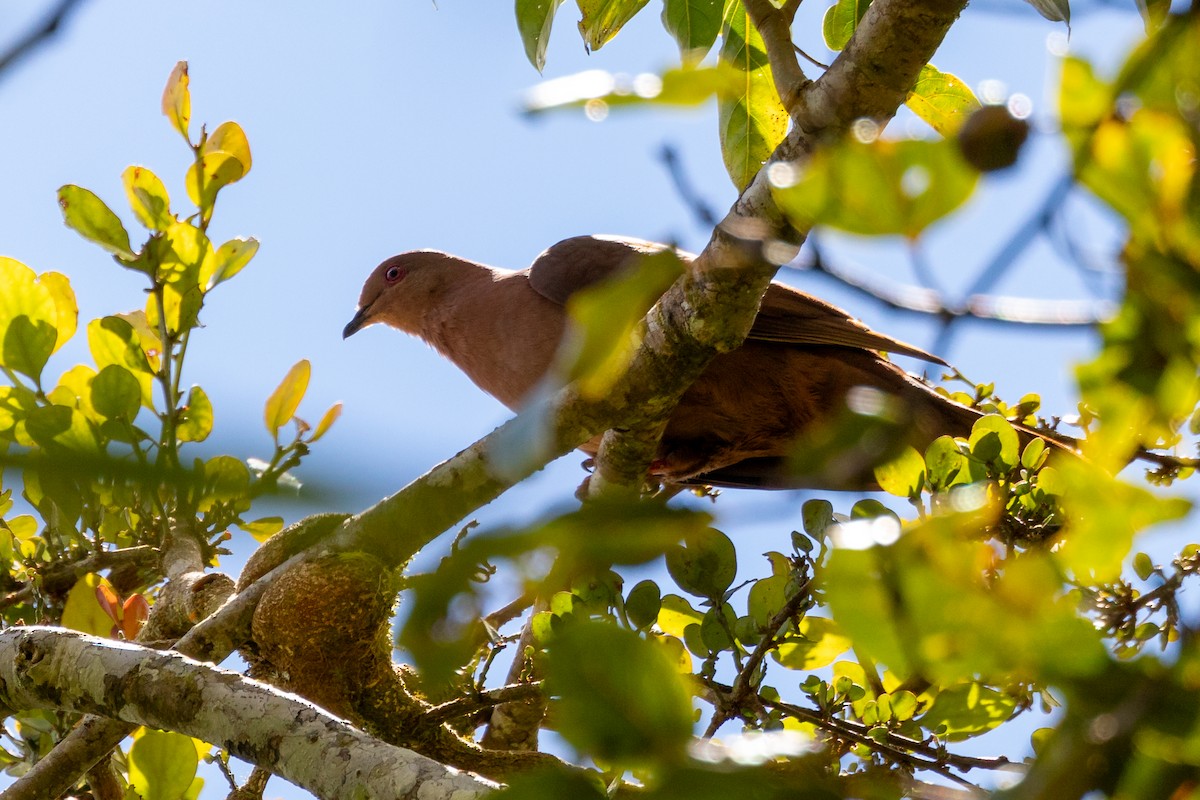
343, 305, 373, 339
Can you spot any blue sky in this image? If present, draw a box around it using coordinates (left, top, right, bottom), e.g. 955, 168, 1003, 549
0, 1, 1164, 795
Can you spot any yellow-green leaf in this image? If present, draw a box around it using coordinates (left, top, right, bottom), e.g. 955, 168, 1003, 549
822, 0, 871, 51
773, 616, 853, 670
874, 446, 926, 497
39, 271, 77, 353
203, 121, 252, 175
62, 574, 117, 637
772, 137, 979, 238
177, 385, 213, 442
560, 248, 683, 398
577, 0, 650, 52
308, 401, 342, 443
185, 151, 245, 215
87, 316, 155, 407
238, 516, 284, 542
206, 237, 259, 288
905, 64, 981, 136
57, 185, 135, 262
661, 0, 722, 61
264, 360, 311, 438
128, 728, 199, 800
0, 258, 60, 382
162, 61, 191, 142
91, 364, 141, 421
718, 2, 788, 190
517, 0, 566, 72
122, 165, 173, 231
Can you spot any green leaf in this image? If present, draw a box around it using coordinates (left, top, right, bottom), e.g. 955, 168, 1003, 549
128, 728, 199, 800
61, 574, 116, 637
748, 573, 788, 628
718, 2, 788, 190
203, 121, 253, 174
25, 404, 100, 454
625, 579, 662, 630
1021, 437, 1047, 470
57, 185, 135, 261
162, 61, 192, 142
122, 165, 174, 231
666, 527, 736, 600
1134, 0, 1170, 32
822, 0, 871, 51
88, 316, 155, 407
307, 401, 343, 443
1023, 0, 1069, 25
802, 499, 834, 538
661, 0, 722, 61
238, 516, 285, 542
545, 620, 693, 766
90, 365, 142, 421
874, 446, 926, 497
517, 0, 566, 72
199, 455, 251, 513
918, 682, 1018, 741
560, 248, 683, 398
925, 435, 966, 489
206, 237, 259, 288
3, 315, 56, 383
176, 385, 213, 442
185, 151, 246, 215
772, 136, 979, 238
39, 271, 77, 354
576, 0, 650, 52
264, 359, 311, 439
656, 593, 704, 639
1133, 552, 1155, 582
905, 64, 981, 136
773, 617, 852, 670
968, 415, 1020, 471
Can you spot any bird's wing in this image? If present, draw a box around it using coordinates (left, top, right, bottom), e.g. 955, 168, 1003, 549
529, 235, 946, 366
750, 283, 948, 365
527, 235, 684, 305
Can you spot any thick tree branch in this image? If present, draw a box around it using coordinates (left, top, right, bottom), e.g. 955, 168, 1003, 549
0, 627, 496, 799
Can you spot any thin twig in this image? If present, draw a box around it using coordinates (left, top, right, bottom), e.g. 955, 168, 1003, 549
0, 0, 87, 80
425, 682, 546, 725
1, 546, 159, 610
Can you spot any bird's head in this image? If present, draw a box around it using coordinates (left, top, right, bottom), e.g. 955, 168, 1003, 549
343, 250, 463, 339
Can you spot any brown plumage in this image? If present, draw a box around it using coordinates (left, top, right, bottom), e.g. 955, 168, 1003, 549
344, 235, 998, 490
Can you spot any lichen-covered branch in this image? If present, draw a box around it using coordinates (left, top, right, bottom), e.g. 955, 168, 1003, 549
0, 627, 496, 799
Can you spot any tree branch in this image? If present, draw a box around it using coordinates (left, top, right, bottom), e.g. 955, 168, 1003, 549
1, 545, 158, 610
0, 0, 87, 80
743, 0, 808, 116
0, 627, 496, 799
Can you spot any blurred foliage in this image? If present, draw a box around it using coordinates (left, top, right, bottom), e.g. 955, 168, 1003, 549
1, 63, 338, 795
6, 2, 1200, 800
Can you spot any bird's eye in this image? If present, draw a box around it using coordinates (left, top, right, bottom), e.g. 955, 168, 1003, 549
384, 265, 406, 284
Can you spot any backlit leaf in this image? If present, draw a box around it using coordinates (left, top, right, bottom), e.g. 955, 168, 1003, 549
822, 0, 871, 51
162, 61, 192, 142
203, 121, 252, 175
545, 620, 693, 765
62, 574, 117, 637
177, 385, 214, 442
308, 401, 342, 443
666, 527, 736, 600
772, 137, 978, 238
718, 2, 788, 190
91, 364, 142, 421
905, 64, 981, 136
128, 728, 199, 800
57, 185, 135, 262
874, 446, 926, 497
577, 0, 650, 52
122, 166, 174, 231
264, 360, 311, 438
517, 0, 566, 72
661, 0, 722, 61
